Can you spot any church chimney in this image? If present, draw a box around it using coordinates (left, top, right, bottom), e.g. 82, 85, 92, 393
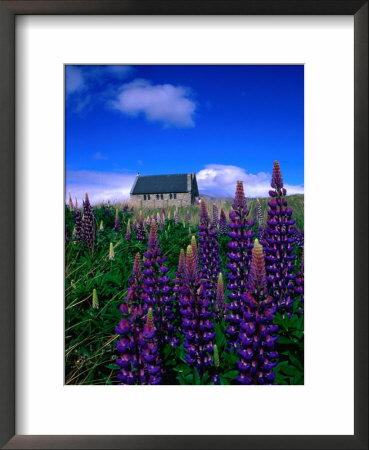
187, 173, 192, 191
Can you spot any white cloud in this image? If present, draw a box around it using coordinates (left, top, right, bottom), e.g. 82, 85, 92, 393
196, 164, 304, 198
66, 170, 136, 205
111, 79, 196, 128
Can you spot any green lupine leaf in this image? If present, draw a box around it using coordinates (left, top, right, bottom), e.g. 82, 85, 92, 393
193, 368, 201, 385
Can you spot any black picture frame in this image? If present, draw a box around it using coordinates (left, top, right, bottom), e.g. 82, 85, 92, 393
0, 1, 367, 449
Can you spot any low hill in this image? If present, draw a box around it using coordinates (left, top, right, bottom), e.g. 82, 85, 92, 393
124, 193, 304, 232
203, 194, 304, 231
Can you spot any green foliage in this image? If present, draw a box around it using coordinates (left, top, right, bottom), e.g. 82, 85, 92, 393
273, 299, 304, 385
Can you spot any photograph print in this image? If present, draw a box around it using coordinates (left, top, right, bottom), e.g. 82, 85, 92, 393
65, 65, 304, 385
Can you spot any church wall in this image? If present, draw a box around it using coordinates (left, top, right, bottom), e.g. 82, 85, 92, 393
130, 192, 192, 208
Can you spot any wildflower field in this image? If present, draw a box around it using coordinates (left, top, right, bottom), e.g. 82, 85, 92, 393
65, 162, 304, 385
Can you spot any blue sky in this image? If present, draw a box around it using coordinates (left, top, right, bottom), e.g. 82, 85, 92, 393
66, 65, 304, 204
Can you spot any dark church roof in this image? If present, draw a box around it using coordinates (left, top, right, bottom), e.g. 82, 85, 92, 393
131, 173, 198, 195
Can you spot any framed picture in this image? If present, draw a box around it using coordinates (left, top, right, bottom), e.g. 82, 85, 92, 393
0, 1, 367, 449
64, 63, 305, 388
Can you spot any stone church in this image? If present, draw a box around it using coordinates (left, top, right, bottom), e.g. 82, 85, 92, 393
130, 173, 199, 207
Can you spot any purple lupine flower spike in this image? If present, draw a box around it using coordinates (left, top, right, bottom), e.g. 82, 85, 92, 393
116, 253, 145, 385
136, 215, 146, 240
257, 198, 263, 225
125, 220, 131, 241
73, 209, 82, 243
248, 238, 267, 295
68, 193, 74, 211
115, 315, 137, 385
237, 239, 279, 385
297, 228, 304, 248
198, 199, 221, 300
82, 192, 96, 249
212, 344, 221, 384
195, 280, 216, 371
264, 161, 297, 313
219, 208, 227, 235
114, 209, 121, 232
225, 181, 254, 351
186, 212, 191, 224
143, 308, 155, 338
184, 244, 198, 284
178, 248, 185, 275
173, 249, 186, 319
200, 198, 208, 219
159, 263, 177, 347
190, 235, 199, 275
147, 219, 159, 250
215, 273, 225, 319
132, 252, 142, 277
271, 160, 284, 190
139, 308, 162, 385
257, 224, 265, 243
74, 198, 78, 209
180, 244, 215, 378
174, 209, 179, 225
126, 252, 144, 313
142, 220, 178, 348
233, 180, 248, 211
212, 203, 219, 230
